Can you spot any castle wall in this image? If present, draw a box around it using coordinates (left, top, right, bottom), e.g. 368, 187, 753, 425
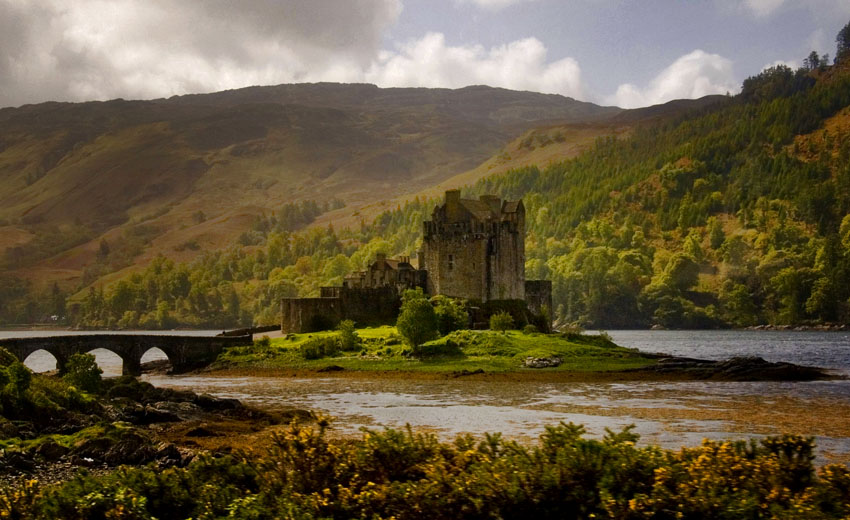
525, 280, 553, 321
281, 287, 402, 333
339, 287, 401, 325
489, 219, 525, 300
281, 298, 342, 333
423, 221, 488, 300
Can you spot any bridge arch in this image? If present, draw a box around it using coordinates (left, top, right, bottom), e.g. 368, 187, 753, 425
86, 348, 125, 377
141, 347, 172, 371
22, 349, 58, 373
0, 334, 252, 376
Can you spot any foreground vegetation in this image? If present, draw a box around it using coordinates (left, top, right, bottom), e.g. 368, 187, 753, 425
213, 326, 656, 374
3, 418, 850, 519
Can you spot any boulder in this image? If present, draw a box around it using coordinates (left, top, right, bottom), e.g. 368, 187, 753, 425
523, 357, 562, 368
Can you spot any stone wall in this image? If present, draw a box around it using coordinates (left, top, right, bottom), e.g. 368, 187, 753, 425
525, 280, 553, 324
281, 297, 342, 333
422, 194, 526, 302
423, 221, 489, 300
280, 287, 401, 333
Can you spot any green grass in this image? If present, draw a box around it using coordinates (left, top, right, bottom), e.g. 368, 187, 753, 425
213, 327, 657, 374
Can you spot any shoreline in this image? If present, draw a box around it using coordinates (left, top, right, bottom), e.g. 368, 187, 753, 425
198, 360, 840, 383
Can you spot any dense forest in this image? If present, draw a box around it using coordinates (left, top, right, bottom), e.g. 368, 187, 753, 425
3, 28, 850, 330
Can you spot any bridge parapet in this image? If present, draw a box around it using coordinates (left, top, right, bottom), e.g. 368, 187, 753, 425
0, 334, 252, 375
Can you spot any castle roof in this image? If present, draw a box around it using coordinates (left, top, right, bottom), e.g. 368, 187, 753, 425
503, 201, 521, 213
458, 199, 499, 220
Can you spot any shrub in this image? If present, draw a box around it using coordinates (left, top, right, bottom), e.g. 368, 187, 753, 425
4, 424, 846, 519
396, 288, 439, 351
522, 324, 539, 334
337, 320, 359, 351
63, 353, 103, 393
0, 347, 18, 367
5, 362, 32, 397
414, 338, 463, 357
432, 295, 469, 335
489, 311, 514, 334
299, 337, 340, 360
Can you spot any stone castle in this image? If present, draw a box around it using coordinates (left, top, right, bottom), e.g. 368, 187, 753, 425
280, 190, 552, 332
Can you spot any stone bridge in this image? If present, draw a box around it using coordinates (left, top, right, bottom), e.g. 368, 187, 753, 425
0, 334, 253, 376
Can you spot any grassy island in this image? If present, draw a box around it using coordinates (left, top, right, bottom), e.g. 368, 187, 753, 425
212, 326, 657, 376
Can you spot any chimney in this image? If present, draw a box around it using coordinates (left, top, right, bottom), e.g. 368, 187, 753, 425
376, 253, 386, 265
417, 250, 426, 270
445, 189, 460, 206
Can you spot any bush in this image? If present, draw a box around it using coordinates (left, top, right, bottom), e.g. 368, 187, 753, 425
63, 353, 103, 393
432, 295, 469, 335
5, 423, 850, 519
522, 324, 539, 334
414, 338, 463, 357
396, 288, 439, 351
490, 311, 514, 334
337, 320, 359, 351
299, 337, 340, 360
0, 347, 18, 367
5, 362, 32, 397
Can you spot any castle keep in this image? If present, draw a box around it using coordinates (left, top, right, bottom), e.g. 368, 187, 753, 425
281, 190, 552, 333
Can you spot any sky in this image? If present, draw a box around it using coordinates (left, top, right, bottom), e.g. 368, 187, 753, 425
1, 0, 849, 109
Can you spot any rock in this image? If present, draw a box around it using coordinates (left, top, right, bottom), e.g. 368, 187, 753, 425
195, 394, 240, 411
34, 440, 69, 461
151, 401, 202, 419
185, 426, 219, 437
452, 368, 485, 377
142, 405, 181, 424
103, 431, 157, 465
11, 421, 36, 439
0, 418, 19, 439
647, 355, 829, 381
0, 450, 35, 473
523, 357, 562, 368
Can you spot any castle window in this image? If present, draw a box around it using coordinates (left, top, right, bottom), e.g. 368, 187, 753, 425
448, 254, 454, 270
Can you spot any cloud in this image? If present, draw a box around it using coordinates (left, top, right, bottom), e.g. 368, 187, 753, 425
731, 0, 850, 19
365, 33, 586, 99
0, 0, 402, 107
608, 50, 737, 109
743, 0, 786, 17
454, 0, 538, 11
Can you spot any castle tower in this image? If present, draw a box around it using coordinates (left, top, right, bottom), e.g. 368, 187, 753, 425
422, 190, 525, 301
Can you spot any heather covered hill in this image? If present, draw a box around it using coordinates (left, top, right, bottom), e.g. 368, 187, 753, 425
0, 84, 618, 291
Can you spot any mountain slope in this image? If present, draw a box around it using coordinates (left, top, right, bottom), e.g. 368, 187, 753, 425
0, 84, 619, 290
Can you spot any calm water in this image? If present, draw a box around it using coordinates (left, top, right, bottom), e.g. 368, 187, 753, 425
7, 329, 850, 460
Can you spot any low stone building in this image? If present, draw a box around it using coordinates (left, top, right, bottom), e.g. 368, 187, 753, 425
281, 190, 552, 333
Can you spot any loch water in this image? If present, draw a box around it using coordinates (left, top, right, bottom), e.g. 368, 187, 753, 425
7, 329, 850, 462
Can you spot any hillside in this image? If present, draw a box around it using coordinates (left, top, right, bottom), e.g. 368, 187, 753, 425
5, 50, 850, 329
0, 84, 619, 289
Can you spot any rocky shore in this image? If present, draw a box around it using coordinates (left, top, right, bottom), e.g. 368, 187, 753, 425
0, 375, 311, 486
638, 355, 835, 380
745, 323, 850, 331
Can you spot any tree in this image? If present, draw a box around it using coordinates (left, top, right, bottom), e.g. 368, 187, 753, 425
337, 319, 359, 351
708, 217, 725, 250
490, 311, 514, 334
837, 20, 850, 62
63, 353, 103, 393
431, 295, 468, 335
804, 51, 821, 71
396, 288, 439, 350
